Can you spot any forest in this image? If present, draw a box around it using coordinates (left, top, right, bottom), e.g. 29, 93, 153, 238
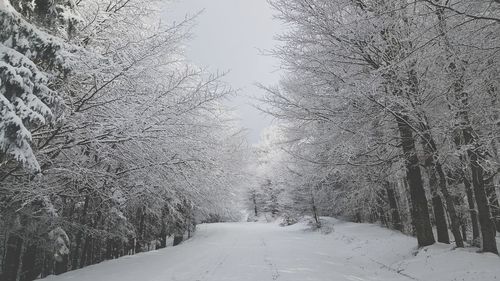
1, 0, 500, 281
0, 0, 249, 280
252, 0, 500, 255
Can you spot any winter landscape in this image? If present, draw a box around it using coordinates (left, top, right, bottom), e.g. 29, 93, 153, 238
1, 0, 500, 281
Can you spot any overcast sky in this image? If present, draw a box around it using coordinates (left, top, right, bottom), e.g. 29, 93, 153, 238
163, 0, 284, 144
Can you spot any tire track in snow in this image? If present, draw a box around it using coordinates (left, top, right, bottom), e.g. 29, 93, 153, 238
347, 240, 419, 281
194, 235, 240, 281
367, 258, 419, 281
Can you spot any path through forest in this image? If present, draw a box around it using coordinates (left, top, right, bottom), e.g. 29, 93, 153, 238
42, 219, 500, 281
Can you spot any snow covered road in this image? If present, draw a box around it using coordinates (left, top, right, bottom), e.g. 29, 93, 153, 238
43, 219, 500, 281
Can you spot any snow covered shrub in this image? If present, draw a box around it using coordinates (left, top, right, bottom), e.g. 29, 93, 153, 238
306, 217, 322, 230
318, 219, 334, 235
279, 213, 299, 226
48, 227, 70, 262
202, 213, 223, 223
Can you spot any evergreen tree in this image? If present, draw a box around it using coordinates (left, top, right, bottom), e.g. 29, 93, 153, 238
0, 0, 79, 172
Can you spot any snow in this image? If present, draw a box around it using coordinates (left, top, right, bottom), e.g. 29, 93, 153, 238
0, 0, 12, 12
41, 218, 500, 281
48, 227, 71, 262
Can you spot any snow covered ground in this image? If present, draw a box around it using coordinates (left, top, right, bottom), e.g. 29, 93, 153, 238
42, 218, 500, 281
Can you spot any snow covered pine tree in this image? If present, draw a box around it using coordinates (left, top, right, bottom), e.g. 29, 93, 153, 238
1, 1, 79, 280
0, 0, 79, 172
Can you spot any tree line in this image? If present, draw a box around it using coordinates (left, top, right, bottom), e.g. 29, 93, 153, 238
253, 0, 500, 255
0, 1, 248, 280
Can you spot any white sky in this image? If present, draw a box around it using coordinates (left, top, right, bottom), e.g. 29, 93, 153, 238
163, 0, 284, 143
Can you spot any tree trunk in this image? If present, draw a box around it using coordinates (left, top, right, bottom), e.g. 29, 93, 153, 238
106, 239, 113, 260
402, 178, 417, 236
386, 182, 403, 232
73, 195, 89, 270
376, 188, 388, 227
173, 235, 183, 246
456, 92, 497, 253
21, 244, 42, 281
14, 239, 24, 281
469, 149, 498, 254
3, 234, 23, 281
135, 207, 146, 253
463, 173, 480, 244
310, 190, 321, 227
396, 114, 435, 247
488, 84, 500, 231
80, 235, 90, 268
461, 223, 467, 243
424, 160, 449, 243
419, 119, 463, 246
431, 193, 449, 244
159, 222, 167, 249
484, 174, 500, 230
435, 161, 464, 247
252, 192, 258, 216
54, 254, 68, 276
